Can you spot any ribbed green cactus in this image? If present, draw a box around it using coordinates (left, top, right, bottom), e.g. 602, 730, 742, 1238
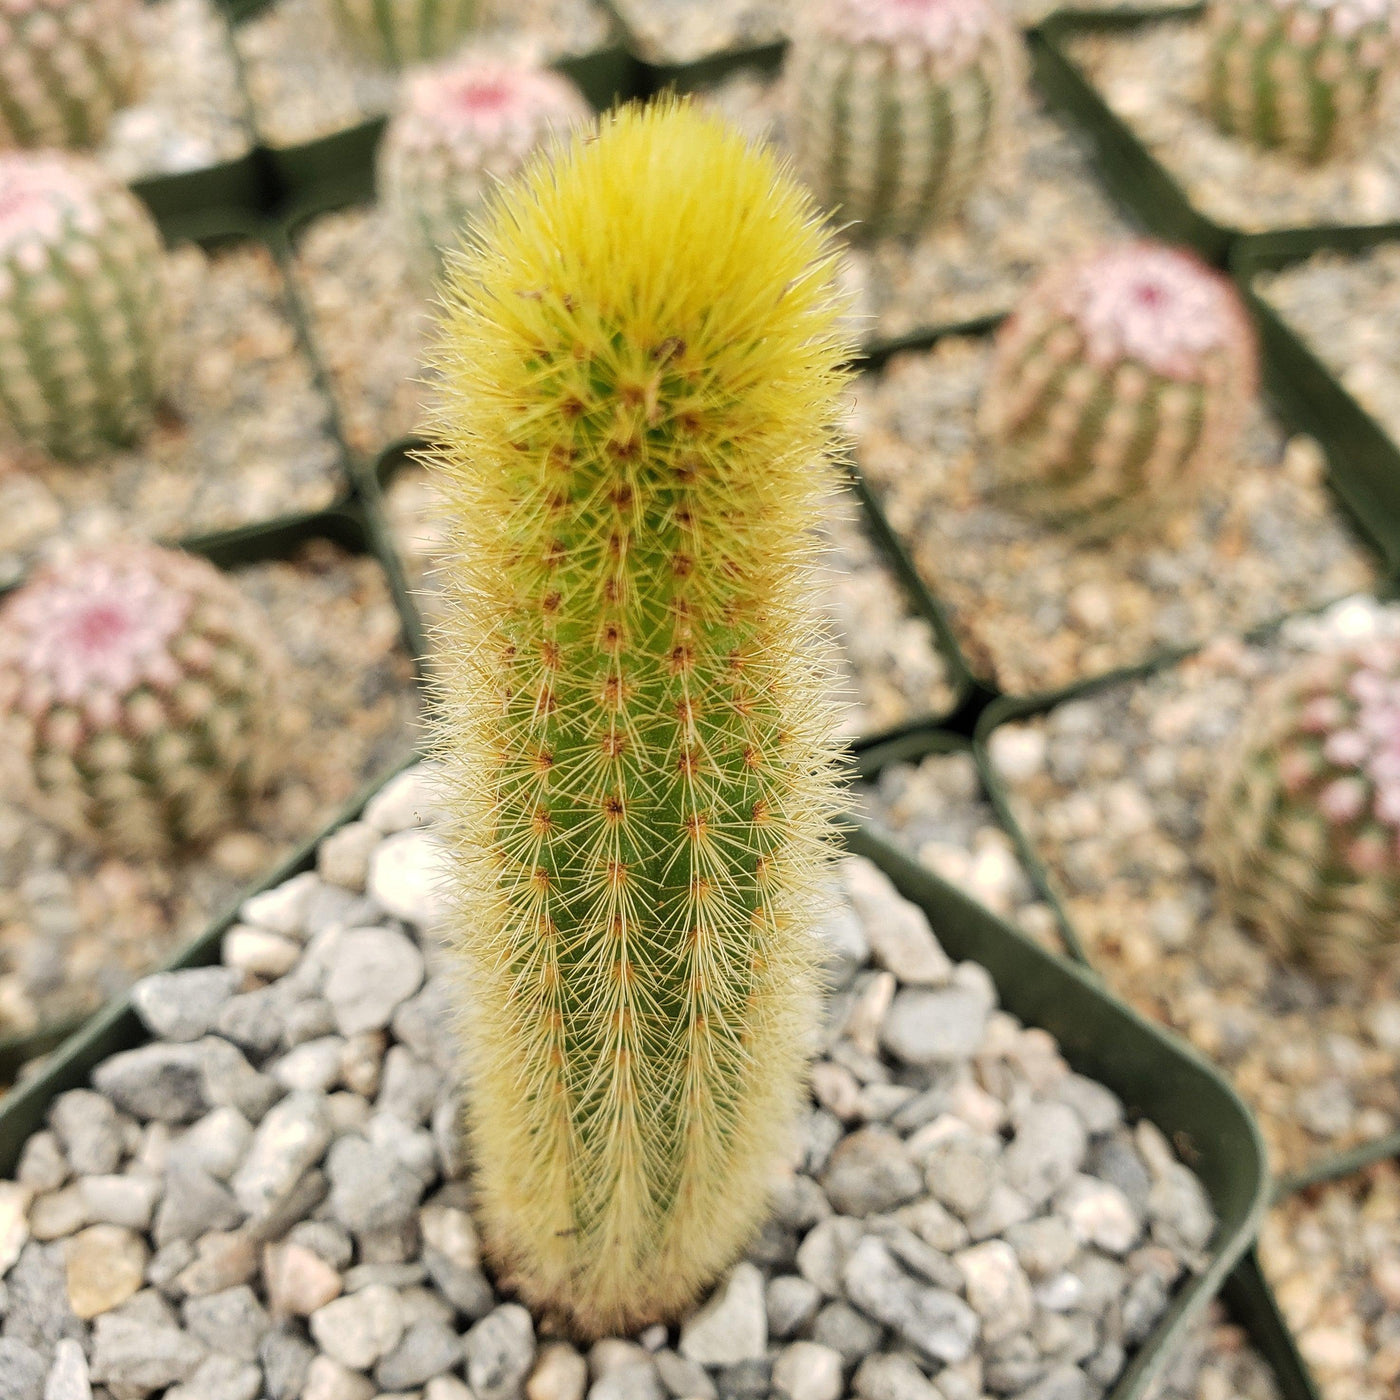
1208, 634, 1400, 975
326, 0, 478, 67
378, 54, 590, 290
429, 100, 852, 1337
1204, 0, 1400, 163
0, 0, 144, 150
980, 241, 1257, 534
0, 543, 286, 858
0, 151, 169, 458
785, 0, 1020, 242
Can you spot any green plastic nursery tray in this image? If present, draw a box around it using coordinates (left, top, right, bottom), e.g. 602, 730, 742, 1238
1233, 228, 1400, 583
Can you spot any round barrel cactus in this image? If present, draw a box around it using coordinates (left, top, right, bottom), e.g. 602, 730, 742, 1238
378, 54, 590, 288
981, 241, 1257, 534
1204, 0, 1400, 163
0, 543, 286, 859
1208, 637, 1400, 974
0, 0, 144, 150
0, 151, 169, 458
785, 0, 1020, 241
326, 0, 478, 67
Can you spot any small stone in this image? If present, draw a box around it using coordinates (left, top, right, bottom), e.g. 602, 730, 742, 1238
842, 1237, 978, 1364
464, 1303, 536, 1400
376, 1318, 464, 1389
223, 925, 303, 978
881, 987, 986, 1065
183, 1284, 270, 1361
921, 1135, 996, 1219
1002, 1103, 1087, 1207
588, 1361, 664, 1400
319, 820, 379, 891
29, 1185, 88, 1242
326, 1134, 422, 1233
0, 1340, 45, 1400
324, 926, 425, 1036
589, 1339, 647, 1377
0, 1182, 32, 1276
154, 1165, 243, 1247
76, 1175, 158, 1232
1056, 1175, 1141, 1255
364, 767, 438, 832
1015, 1365, 1092, 1400
310, 1284, 405, 1371
64, 1225, 147, 1319
88, 1311, 208, 1392
892, 1197, 969, 1254
953, 1240, 1033, 1345
132, 967, 242, 1042
771, 1342, 842, 1400
795, 1215, 863, 1297
852, 1353, 942, 1400
264, 1240, 344, 1316
369, 829, 450, 928
217, 985, 288, 1058
274, 1038, 346, 1093
176, 1229, 259, 1296
17, 1134, 68, 1194
678, 1262, 767, 1365
428, 1378, 478, 1400
1148, 1164, 1216, 1255
765, 1274, 821, 1339
261, 1328, 316, 1400
846, 860, 952, 986
232, 1091, 333, 1218
809, 1303, 880, 1366
1049, 1075, 1122, 1135
165, 1354, 262, 1400
42, 1338, 90, 1400
303, 1355, 376, 1400
820, 1128, 922, 1216
528, 1342, 589, 1400
241, 871, 322, 936
818, 900, 869, 990
49, 1093, 122, 1177
653, 1349, 715, 1400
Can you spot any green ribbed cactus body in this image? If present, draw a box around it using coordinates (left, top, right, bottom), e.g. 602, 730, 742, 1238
430, 101, 851, 1337
0, 0, 143, 149
378, 55, 590, 289
0, 544, 286, 858
1204, 0, 1400, 163
1208, 633, 1400, 975
785, 0, 1018, 241
0, 153, 169, 458
981, 242, 1256, 534
326, 0, 478, 67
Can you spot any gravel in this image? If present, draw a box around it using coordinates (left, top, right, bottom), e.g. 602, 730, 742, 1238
988, 595, 1400, 1176
853, 334, 1376, 696
0, 242, 347, 589
0, 541, 420, 1046
0, 761, 1229, 1400
1064, 16, 1400, 233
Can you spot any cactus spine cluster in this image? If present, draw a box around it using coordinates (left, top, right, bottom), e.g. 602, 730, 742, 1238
0, 543, 286, 859
1208, 637, 1400, 975
0, 152, 169, 458
326, 0, 478, 68
0, 0, 143, 150
1204, 0, 1400, 163
785, 0, 1019, 241
429, 100, 852, 1336
981, 241, 1257, 533
379, 54, 590, 290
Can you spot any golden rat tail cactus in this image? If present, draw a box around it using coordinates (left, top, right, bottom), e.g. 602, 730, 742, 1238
429, 99, 853, 1338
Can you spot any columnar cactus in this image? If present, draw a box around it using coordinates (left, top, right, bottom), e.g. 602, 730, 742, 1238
0, 544, 286, 859
0, 152, 168, 458
1208, 638, 1400, 975
981, 242, 1257, 533
1204, 0, 1400, 163
0, 0, 143, 150
378, 55, 590, 289
784, 0, 1020, 241
430, 100, 852, 1335
326, 0, 478, 67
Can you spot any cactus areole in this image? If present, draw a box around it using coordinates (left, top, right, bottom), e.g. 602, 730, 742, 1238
428, 100, 854, 1336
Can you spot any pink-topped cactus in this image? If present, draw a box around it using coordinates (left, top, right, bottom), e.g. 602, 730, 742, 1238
981, 241, 1257, 533
0, 544, 286, 858
378, 54, 591, 289
785, 0, 1021, 240
0, 0, 144, 149
0, 151, 168, 458
1209, 636, 1400, 973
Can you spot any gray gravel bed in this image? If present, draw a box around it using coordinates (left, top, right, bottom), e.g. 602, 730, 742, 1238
1065, 18, 1400, 233
0, 541, 420, 1045
854, 335, 1376, 697
987, 596, 1400, 1176
0, 762, 1228, 1400
0, 242, 348, 588
700, 70, 1131, 344
1256, 243, 1400, 449
234, 0, 614, 148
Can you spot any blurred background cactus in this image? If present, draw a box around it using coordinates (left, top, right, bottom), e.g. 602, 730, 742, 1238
1203, 0, 1400, 163
1208, 637, 1400, 974
785, 0, 1020, 241
0, 151, 169, 458
980, 241, 1257, 534
326, 0, 478, 68
0, 543, 286, 859
430, 100, 852, 1336
0, 0, 144, 150
379, 54, 590, 290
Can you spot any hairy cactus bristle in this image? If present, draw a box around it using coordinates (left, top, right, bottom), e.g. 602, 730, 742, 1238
1208, 636, 1400, 975
785, 0, 1020, 241
326, 0, 478, 67
1204, 0, 1400, 163
0, 152, 169, 458
378, 54, 590, 289
428, 99, 854, 1337
0, 0, 144, 150
980, 241, 1257, 533
0, 543, 286, 858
